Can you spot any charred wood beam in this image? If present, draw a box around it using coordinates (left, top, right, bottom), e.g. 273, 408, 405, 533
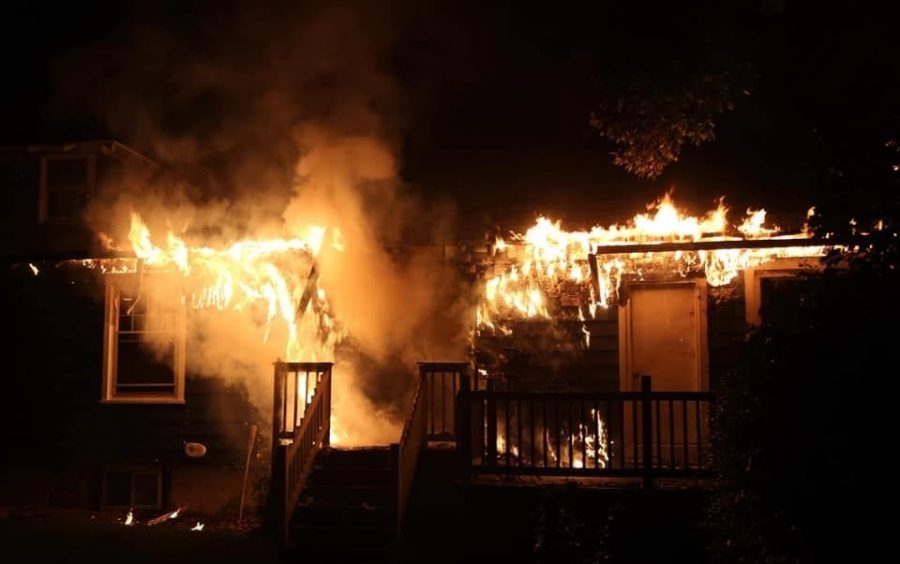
591, 238, 832, 256
295, 262, 319, 318
0, 250, 135, 263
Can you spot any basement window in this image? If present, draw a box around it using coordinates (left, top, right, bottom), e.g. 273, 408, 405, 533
102, 467, 163, 509
102, 274, 186, 403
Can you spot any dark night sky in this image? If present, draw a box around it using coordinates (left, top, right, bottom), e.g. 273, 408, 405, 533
2, 2, 899, 234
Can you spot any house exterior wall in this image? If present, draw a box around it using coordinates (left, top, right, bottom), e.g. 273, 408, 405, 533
473, 271, 752, 394
0, 264, 264, 512
0, 142, 264, 515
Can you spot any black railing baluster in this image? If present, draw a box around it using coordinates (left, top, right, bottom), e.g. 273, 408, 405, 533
604, 400, 611, 468
632, 398, 638, 468
682, 399, 689, 470
542, 400, 548, 468
505, 397, 510, 467
568, 400, 574, 469
618, 401, 625, 470
516, 397, 522, 466
669, 399, 676, 471
428, 371, 436, 437
441, 372, 447, 435
578, 399, 597, 469
530, 400, 536, 467
655, 399, 661, 468
555, 400, 561, 469
641, 376, 653, 489
696, 399, 703, 470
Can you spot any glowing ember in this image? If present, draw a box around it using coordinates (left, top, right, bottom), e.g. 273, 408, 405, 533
28, 263, 39, 276
124, 510, 134, 526
494, 409, 609, 469
477, 193, 825, 335
191, 522, 204, 531
169, 509, 179, 519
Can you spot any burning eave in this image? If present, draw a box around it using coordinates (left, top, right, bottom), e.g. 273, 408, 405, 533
587, 236, 831, 256
472, 196, 835, 340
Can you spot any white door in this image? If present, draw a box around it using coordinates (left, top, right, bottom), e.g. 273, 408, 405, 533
622, 283, 705, 392
619, 282, 707, 468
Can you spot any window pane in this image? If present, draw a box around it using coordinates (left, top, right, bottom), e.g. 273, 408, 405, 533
117, 339, 175, 389
105, 471, 132, 507
46, 158, 86, 188
46, 187, 82, 220
108, 275, 183, 401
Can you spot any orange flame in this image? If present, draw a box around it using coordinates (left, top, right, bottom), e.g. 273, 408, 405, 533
477, 193, 824, 334
102, 213, 339, 363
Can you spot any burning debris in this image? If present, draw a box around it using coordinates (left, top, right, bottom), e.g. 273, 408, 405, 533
146, 506, 184, 526
124, 509, 134, 526
191, 522, 205, 532
476, 193, 825, 337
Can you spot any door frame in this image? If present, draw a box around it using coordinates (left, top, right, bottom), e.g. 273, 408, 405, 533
618, 279, 709, 392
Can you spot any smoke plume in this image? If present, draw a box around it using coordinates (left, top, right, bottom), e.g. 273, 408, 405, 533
63, 1, 469, 444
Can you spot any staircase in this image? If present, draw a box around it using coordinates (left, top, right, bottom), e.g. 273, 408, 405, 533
289, 447, 396, 561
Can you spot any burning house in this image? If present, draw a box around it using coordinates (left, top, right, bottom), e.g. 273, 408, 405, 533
0, 141, 833, 551
460, 193, 827, 474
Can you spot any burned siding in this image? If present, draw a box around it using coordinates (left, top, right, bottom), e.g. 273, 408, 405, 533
707, 276, 748, 390
0, 141, 156, 258
473, 268, 751, 394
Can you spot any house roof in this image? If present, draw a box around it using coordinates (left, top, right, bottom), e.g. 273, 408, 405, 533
0, 139, 157, 169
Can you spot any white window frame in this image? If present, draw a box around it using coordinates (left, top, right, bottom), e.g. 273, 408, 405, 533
618, 279, 709, 392
102, 274, 186, 404
743, 257, 820, 326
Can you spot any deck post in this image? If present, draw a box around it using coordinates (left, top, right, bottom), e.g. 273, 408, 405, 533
457, 373, 472, 481
270, 362, 287, 545
641, 375, 654, 489
486, 392, 498, 467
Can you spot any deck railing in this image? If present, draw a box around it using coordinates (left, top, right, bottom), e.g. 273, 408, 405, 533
457, 376, 712, 487
271, 362, 332, 547
392, 362, 470, 538
421, 362, 471, 441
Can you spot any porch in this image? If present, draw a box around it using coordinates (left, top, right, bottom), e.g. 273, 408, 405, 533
269, 362, 714, 557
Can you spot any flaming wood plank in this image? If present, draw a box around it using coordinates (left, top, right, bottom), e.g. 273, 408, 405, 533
591, 237, 831, 256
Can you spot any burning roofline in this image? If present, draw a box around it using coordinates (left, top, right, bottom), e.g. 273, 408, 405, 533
588, 237, 832, 256
1, 236, 835, 264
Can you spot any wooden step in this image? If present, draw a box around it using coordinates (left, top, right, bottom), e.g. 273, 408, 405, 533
286, 544, 394, 563
299, 484, 394, 508
307, 466, 393, 487
293, 503, 393, 528
291, 524, 395, 551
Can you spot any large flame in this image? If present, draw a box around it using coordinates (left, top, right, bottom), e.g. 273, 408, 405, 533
91, 212, 338, 363
477, 193, 824, 334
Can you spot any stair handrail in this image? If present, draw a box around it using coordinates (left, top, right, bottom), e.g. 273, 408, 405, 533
392, 366, 430, 538
271, 362, 332, 548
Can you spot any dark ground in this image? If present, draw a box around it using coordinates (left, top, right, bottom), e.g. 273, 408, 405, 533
0, 508, 279, 563
2, 487, 708, 563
